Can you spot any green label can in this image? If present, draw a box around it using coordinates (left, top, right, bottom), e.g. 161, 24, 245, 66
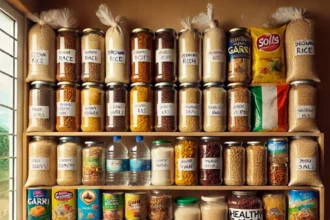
102, 192, 124, 220
27, 188, 51, 220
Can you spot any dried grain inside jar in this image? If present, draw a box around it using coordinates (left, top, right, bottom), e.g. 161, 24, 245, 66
56, 82, 81, 132
267, 138, 288, 164
269, 163, 288, 186
228, 191, 262, 219
149, 190, 173, 220
130, 82, 153, 132
174, 197, 200, 220
289, 80, 319, 132
179, 28, 201, 83
175, 137, 198, 186
228, 82, 251, 132
155, 28, 177, 83
179, 83, 202, 132
131, 28, 154, 83
203, 83, 226, 132
246, 141, 267, 186
155, 83, 177, 132
201, 196, 228, 220
56, 28, 81, 82
223, 141, 245, 186
81, 82, 105, 132
81, 28, 105, 83
57, 137, 82, 185
263, 193, 286, 220
27, 81, 56, 132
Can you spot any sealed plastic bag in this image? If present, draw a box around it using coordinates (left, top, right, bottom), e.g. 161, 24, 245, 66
251, 83, 289, 131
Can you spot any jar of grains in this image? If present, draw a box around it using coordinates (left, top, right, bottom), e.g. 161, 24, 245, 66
175, 137, 198, 186
155, 83, 177, 132
201, 196, 228, 220
81, 82, 105, 132
228, 191, 262, 220
228, 82, 251, 132
269, 163, 288, 186
199, 137, 222, 186
82, 141, 105, 185
263, 193, 286, 220
27, 81, 56, 132
289, 80, 319, 132
155, 28, 177, 83
56, 82, 81, 132
174, 197, 200, 220
56, 28, 81, 82
203, 83, 227, 132
223, 141, 245, 186
106, 83, 129, 132
179, 83, 202, 132
178, 28, 201, 83
203, 27, 226, 83
267, 138, 288, 164
130, 82, 153, 132
246, 141, 267, 186
131, 28, 154, 83
149, 190, 173, 220
81, 28, 105, 83
57, 137, 82, 185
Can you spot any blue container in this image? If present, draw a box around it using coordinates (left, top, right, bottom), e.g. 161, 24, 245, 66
78, 189, 101, 220
289, 190, 318, 219
27, 188, 51, 220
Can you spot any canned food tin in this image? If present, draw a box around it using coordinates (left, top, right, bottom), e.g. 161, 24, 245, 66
125, 192, 148, 220
52, 189, 76, 220
27, 188, 51, 220
78, 189, 101, 220
267, 138, 288, 163
103, 192, 124, 220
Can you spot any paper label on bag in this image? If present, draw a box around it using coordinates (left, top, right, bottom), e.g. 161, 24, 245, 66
232, 103, 249, 117
208, 50, 225, 63
107, 103, 125, 116
133, 102, 151, 115
201, 158, 221, 169
296, 105, 315, 118
178, 158, 196, 171
57, 49, 76, 63
30, 50, 49, 65
152, 158, 170, 170
29, 106, 49, 119
180, 52, 198, 65
57, 102, 76, 117
58, 157, 76, 170
182, 104, 200, 116
229, 208, 263, 220
207, 104, 225, 116
294, 40, 314, 56
30, 157, 49, 170
82, 49, 101, 63
82, 105, 102, 117
157, 103, 175, 116
132, 49, 151, 62
156, 49, 175, 63
296, 158, 316, 170
107, 50, 126, 64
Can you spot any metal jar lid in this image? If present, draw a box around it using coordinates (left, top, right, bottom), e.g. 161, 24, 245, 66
83, 28, 104, 36
131, 82, 153, 88
247, 141, 265, 145
204, 82, 225, 88
176, 137, 196, 140
59, 137, 81, 143
268, 138, 288, 142
290, 80, 315, 86
58, 28, 81, 35
179, 83, 200, 88
155, 28, 177, 36
233, 191, 257, 196
82, 82, 104, 89
31, 81, 56, 87
32, 136, 56, 141
201, 137, 221, 141
84, 141, 104, 146
227, 82, 248, 89
155, 82, 177, 88
57, 82, 79, 87
132, 28, 154, 35
224, 141, 243, 146
229, 27, 250, 33
106, 82, 128, 88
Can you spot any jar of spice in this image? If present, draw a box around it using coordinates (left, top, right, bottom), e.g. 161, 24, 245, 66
81, 82, 105, 132
223, 141, 245, 186
155, 82, 177, 132
268, 138, 288, 164
179, 83, 202, 132
201, 196, 228, 220
263, 193, 286, 220
27, 81, 56, 132
174, 197, 200, 220
155, 28, 177, 83
56, 28, 81, 82
82, 141, 105, 185
57, 137, 82, 186
131, 28, 154, 83
199, 137, 222, 186
130, 82, 153, 132
56, 82, 81, 132
228, 82, 251, 132
203, 83, 227, 132
175, 137, 198, 186
269, 163, 288, 186
149, 190, 173, 220
228, 191, 262, 219
178, 28, 201, 83
106, 83, 129, 132
81, 28, 105, 83
246, 141, 267, 186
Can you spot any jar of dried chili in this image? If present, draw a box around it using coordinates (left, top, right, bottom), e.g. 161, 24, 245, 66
269, 163, 288, 186
228, 191, 263, 219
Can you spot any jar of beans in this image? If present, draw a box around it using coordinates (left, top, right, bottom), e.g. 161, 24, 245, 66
130, 82, 153, 132
269, 163, 288, 186
223, 141, 245, 186
199, 137, 222, 186
228, 191, 262, 219
81, 82, 105, 132
228, 82, 251, 132
106, 83, 129, 132
81, 28, 105, 83
56, 28, 81, 82
56, 82, 81, 132
178, 28, 201, 83
155, 82, 177, 132
268, 138, 288, 164
155, 28, 177, 83
179, 83, 202, 132
203, 83, 227, 132
246, 141, 267, 186
27, 81, 56, 132
175, 137, 198, 186
149, 190, 173, 220
131, 28, 154, 83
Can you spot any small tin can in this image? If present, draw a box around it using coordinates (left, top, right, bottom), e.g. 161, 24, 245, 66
267, 138, 288, 163
27, 188, 51, 220
125, 192, 148, 220
78, 189, 101, 220
52, 189, 76, 220
102, 192, 124, 220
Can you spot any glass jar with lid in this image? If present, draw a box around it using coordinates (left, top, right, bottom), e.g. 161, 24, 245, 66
56, 28, 81, 82
201, 196, 228, 220
81, 82, 105, 132
57, 137, 82, 185
267, 138, 288, 164
223, 141, 245, 186
106, 83, 129, 132
228, 191, 262, 219
269, 163, 288, 186
149, 190, 173, 220
203, 83, 227, 132
174, 197, 200, 220
155, 82, 177, 132
246, 141, 267, 186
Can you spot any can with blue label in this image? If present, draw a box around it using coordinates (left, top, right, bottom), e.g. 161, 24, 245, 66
267, 138, 288, 163
289, 190, 318, 219
27, 188, 51, 220
78, 189, 101, 220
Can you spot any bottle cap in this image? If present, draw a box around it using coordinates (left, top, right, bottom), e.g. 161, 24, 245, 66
113, 136, 121, 141
136, 136, 144, 142
175, 197, 198, 205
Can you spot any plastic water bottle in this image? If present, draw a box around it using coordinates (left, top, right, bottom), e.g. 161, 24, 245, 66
129, 136, 151, 186
106, 136, 129, 185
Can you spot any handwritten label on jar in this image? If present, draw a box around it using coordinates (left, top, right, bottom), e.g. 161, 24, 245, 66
296, 105, 315, 118
82, 105, 102, 117
58, 157, 76, 171
182, 104, 200, 116
107, 103, 125, 116
133, 102, 151, 116
152, 158, 170, 170
82, 49, 101, 63
207, 104, 224, 116
201, 158, 221, 169
296, 158, 316, 170
29, 106, 49, 119
129, 159, 151, 171
30, 157, 49, 170
232, 103, 249, 117
208, 50, 225, 63
132, 49, 151, 63
157, 103, 175, 116
294, 40, 314, 56
57, 49, 76, 63
106, 159, 129, 172
107, 50, 126, 64
57, 102, 76, 117
30, 50, 49, 65
229, 208, 263, 220
180, 52, 198, 65
178, 158, 196, 171
156, 49, 175, 63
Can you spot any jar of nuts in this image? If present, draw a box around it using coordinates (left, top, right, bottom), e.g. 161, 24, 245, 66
223, 141, 245, 186
228, 82, 251, 132
246, 141, 267, 186
149, 190, 173, 220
